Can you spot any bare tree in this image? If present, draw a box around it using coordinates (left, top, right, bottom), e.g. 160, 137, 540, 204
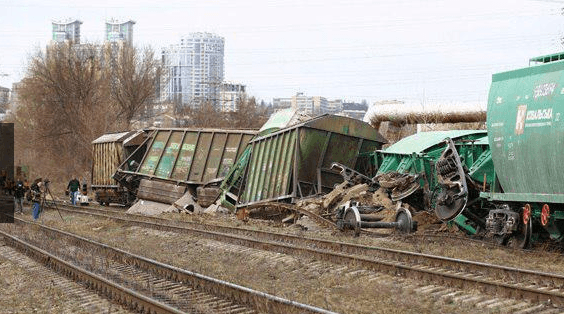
229, 94, 268, 129
14, 41, 162, 186
107, 44, 164, 128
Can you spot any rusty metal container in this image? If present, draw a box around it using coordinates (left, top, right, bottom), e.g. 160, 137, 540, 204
91, 130, 148, 205
115, 128, 256, 204
237, 114, 387, 208
91, 130, 147, 188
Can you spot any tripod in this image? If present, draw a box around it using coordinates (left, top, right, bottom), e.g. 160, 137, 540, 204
40, 180, 64, 221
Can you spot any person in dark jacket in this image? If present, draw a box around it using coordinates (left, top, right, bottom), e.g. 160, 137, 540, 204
67, 177, 80, 205
30, 179, 42, 221
13, 179, 25, 214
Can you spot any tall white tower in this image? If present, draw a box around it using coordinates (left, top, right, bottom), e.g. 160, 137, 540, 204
105, 19, 135, 44
52, 19, 83, 44
161, 33, 225, 108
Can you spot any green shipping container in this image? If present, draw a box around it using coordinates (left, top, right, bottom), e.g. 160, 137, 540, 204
238, 115, 387, 207
135, 128, 256, 184
487, 53, 564, 202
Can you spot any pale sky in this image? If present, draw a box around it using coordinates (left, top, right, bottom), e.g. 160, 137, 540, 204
1, 0, 563, 105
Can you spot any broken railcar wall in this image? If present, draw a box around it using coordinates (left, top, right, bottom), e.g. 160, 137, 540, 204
237, 114, 387, 208
115, 128, 257, 204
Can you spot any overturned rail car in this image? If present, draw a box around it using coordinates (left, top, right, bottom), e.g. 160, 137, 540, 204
91, 130, 148, 205
367, 130, 494, 234
231, 114, 387, 210
114, 128, 256, 205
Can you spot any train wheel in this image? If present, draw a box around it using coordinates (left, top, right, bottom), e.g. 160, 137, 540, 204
342, 206, 361, 237
507, 218, 532, 249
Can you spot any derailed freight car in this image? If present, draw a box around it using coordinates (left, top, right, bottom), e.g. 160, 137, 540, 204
358, 130, 494, 235
91, 130, 148, 206
230, 114, 387, 211
114, 128, 256, 205
361, 52, 564, 248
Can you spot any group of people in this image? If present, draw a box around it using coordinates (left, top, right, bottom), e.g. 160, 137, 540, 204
8, 175, 87, 221
13, 177, 43, 221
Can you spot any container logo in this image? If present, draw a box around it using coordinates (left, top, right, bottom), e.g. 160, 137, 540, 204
515, 105, 527, 135
533, 82, 557, 100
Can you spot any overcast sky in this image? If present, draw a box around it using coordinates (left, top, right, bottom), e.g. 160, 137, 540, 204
1, 0, 563, 105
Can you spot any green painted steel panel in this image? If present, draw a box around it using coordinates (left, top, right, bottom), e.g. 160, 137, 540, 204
383, 130, 487, 155
217, 134, 244, 178
267, 134, 283, 199
303, 114, 387, 143
239, 115, 385, 206
202, 133, 228, 182
135, 129, 256, 184
321, 133, 360, 168
155, 131, 183, 178
171, 132, 198, 180
297, 128, 326, 184
488, 58, 564, 195
139, 131, 169, 175
278, 132, 295, 197
189, 132, 213, 182
258, 108, 297, 135
481, 192, 564, 204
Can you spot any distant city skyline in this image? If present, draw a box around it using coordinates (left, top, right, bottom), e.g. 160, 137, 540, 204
1, 0, 564, 105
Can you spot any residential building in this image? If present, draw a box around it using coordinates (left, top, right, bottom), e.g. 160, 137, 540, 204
52, 19, 82, 43
327, 99, 343, 114
220, 82, 246, 112
0, 86, 9, 106
272, 97, 292, 110
341, 101, 369, 120
274, 92, 340, 115
161, 33, 225, 109
105, 19, 135, 44
292, 92, 314, 114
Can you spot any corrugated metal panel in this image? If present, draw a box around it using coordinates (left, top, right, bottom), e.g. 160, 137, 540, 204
132, 128, 257, 185
92, 141, 123, 186
92, 131, 131, 144
238, 115, 385, 206
383, 130, 487, 155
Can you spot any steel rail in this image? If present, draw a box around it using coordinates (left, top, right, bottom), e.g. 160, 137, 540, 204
0, 229, 185, 314
9, 217, 337, 314
60, 204, 564, 287
52, 204, 564, 306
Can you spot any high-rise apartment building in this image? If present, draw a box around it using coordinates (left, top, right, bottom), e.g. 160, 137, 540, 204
105, 19, 135, 44
220, 83, 246, 112
52, 19, 82, 43
161, 33, 225, 108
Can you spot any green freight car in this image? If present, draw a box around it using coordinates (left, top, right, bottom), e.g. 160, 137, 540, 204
367, 130, 494, 234
227, 114, 387, 210
481, 52, 564, 247
114, 128, 256, 204
371, 52, 564, 248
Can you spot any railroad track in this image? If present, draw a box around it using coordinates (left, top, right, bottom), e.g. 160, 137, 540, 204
0, 237, 133, 313
1, 217, 337, 314
39, 204, 564, 310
